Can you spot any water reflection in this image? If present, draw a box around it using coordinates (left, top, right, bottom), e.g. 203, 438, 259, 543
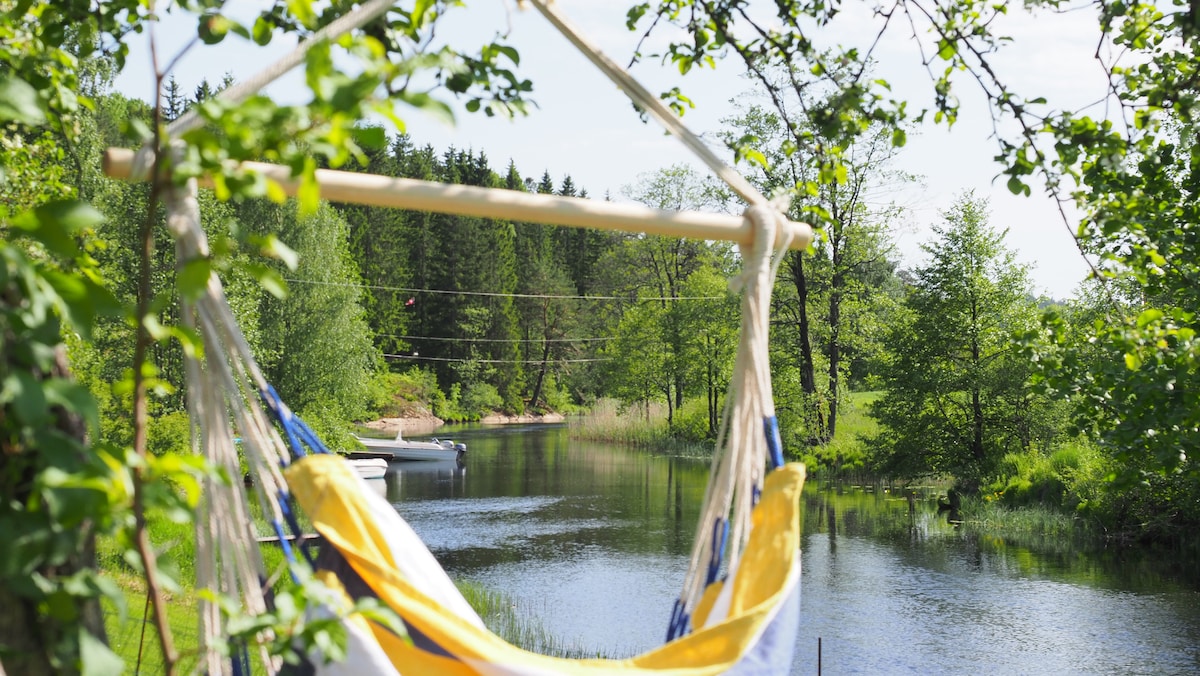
799, 483, 1200, 675
378, 426, 1200, 674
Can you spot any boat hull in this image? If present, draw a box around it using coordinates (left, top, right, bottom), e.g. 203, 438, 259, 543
354, 435, 466, 462
346, 457, 388, 479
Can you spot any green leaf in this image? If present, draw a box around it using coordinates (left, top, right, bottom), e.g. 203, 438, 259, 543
198, 12, 231, 45
352, 126, 387, 151
246, 263, 289, 299
177, 257, 213, 301
1006, 176, 1025, 195
297, 157, 319, 217
80, 627, 124, 676
0, 75, 47, 125
1136, 308, 1163, 327
11, 201, 105, 259
252, 233, 299, 270
5, 371, 50, 427
252, 16, 275, 45
937, 39, 957, 60
43, 379, 101, 437
1123, 352, 1141, 370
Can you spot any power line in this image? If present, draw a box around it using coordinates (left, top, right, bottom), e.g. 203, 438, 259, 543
378, 333, 616, 344
284, 277, 724, 302
383, 353, 611, 364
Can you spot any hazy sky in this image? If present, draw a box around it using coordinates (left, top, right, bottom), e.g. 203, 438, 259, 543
113, 1, 1107, 299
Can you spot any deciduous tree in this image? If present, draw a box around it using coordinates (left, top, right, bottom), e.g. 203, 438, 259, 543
872, 195, 1046, 489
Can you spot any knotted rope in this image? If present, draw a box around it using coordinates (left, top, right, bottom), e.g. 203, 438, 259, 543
667, 203, 794, 639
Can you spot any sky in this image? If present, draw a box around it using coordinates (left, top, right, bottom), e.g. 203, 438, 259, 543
112, 1, 1110, 299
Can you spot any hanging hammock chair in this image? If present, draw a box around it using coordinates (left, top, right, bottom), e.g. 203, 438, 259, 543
106, 2, 813, 674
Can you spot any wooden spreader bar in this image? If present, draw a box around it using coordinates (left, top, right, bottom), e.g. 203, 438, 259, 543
103, 147, 813, 251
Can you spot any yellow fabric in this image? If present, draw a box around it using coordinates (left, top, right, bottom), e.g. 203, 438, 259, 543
286, 455, 805, 675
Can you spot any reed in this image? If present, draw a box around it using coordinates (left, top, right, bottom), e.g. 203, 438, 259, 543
570, 398, 712, 457
958, 495, 1096, 548
457, 580, 609, 658
571, 399, 672, 445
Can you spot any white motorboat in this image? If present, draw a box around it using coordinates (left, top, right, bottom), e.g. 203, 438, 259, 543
353, 429, 466, 462
345, 456, 388, 479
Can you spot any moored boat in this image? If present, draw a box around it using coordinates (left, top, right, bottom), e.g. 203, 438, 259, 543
345, 456, 388, 479
353, 429, 466, 462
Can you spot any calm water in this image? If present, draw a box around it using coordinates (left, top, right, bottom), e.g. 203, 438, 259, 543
375, 424, 1200, 674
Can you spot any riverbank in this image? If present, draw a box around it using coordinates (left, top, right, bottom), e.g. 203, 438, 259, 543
360, 412, 567, 436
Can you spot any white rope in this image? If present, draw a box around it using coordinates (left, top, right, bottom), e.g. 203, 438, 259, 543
167, 176, 305, 673
166, 0, 396, 137
673, 203, 793, 634
521, 0, 776, 211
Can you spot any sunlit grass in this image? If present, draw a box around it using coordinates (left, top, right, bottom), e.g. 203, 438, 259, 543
958, 495, 1096, 552
458, 580, 611, 659
794, 390, 880, 478
99, 508, 605, 670
570, 398, 710, 456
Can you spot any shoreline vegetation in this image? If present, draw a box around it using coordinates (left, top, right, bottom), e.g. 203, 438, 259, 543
99, 405, 1169, 670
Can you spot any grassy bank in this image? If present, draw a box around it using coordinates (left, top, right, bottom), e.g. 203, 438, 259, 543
792, 391, 880, 479
570, 398, 711, 457
99, 511, 596, 670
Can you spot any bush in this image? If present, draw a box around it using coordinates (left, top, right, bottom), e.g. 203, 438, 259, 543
147, 410, 192, 457
539, 373, 582, 415
461, 382, 503, 419
365, 371, 405, 417
983, 440, 1106, 511
296, 402, 361, 453
668, 398, 713, 442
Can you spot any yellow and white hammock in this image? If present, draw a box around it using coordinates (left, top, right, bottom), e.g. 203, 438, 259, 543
110, 2, 814, 674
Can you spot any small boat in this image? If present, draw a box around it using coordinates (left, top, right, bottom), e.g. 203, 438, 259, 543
352, 429, 466, 462
346, 456, 388, 479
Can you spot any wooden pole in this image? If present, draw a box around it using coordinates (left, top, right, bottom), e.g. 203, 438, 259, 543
102, 148, 813, 251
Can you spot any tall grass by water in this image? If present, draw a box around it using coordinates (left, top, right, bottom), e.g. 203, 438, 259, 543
570, 398, 711, 457
458, 581, 610, 658
98, 506, 599, 671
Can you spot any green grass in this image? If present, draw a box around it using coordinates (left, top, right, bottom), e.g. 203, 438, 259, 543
794, 390, 880, 478
457, 580, 611, 659
102, 570, 204, 674
570, 398, 710, 456
958, 495, 1096, 552
100, 507, 604, 671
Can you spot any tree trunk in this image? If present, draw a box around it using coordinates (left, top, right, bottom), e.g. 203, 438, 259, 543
707, 342, 719, 437
529, 339, 551, 409
827, 289, 841, 443
970, 294, 985, 484
789, 252, 817, 396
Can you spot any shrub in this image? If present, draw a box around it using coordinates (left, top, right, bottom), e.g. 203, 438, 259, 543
296, 402, 360, 453
147, 410, 192, 457
671, 399, 711, 443
461, 382, 503, 419
539, 373, 582, 415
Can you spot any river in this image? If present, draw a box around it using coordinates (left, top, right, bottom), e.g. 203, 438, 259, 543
373, 423, 1200, 674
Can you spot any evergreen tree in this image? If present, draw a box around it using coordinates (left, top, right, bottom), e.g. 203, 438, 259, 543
164, 75, 185, 121
192, 78, 214, 104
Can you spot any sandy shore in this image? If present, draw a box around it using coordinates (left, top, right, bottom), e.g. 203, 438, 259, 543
479, 412, 566, 425
361, 411, 565, 434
